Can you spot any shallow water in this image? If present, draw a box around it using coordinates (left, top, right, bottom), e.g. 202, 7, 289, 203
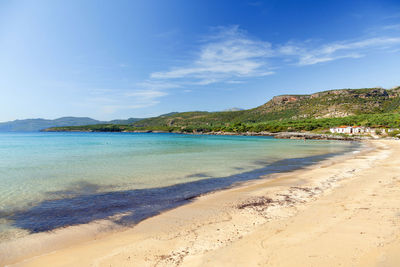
0, 132, 359, 241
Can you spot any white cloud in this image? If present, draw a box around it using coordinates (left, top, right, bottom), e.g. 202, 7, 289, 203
151, 26, 274, 83
382, 24, 400, 31
125, 90, 168, 99
92, 26, 400, 113
150, 25, 400, 87
87, 87, 169, 114
226, 80, 245, 84
136, 81, 180, 90
280, 37, 400, 66
320, 37, 400, 53
298, 53, 364, 66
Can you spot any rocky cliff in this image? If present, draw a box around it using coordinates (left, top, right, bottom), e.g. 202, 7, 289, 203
253, 87, 400, 120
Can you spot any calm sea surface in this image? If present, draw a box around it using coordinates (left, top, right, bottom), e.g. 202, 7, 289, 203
0, 132, 359, 242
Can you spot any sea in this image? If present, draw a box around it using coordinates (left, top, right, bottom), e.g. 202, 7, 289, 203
0, 132, 360, 243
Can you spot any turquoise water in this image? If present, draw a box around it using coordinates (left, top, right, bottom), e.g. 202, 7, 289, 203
0, 132, 358, 241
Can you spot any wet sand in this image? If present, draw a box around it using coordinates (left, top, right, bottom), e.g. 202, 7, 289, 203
4, 140, 400, 266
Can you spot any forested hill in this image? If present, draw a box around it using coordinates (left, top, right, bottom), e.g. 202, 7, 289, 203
0, 117, 142, 132
44, 87, 400, 133
132, 87, 400, 127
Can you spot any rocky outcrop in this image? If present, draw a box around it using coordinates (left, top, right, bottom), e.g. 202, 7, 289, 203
270, 95, 310, 105
310, 88, 392, 99
273, 132, 367, 141
311, 89, 351, 98
200, 131, 366, 141
255, 87, 400, 120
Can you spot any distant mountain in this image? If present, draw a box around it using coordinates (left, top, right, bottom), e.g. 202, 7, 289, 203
159, 112, 179, 117
107, 118, 142, 124
222, 107, 243, 112
0, 117, 143, 132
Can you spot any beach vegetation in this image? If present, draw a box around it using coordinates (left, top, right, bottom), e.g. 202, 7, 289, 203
388, 130, 400, 137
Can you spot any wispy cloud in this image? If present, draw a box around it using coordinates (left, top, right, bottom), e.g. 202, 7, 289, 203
136, 81, 180, 90
384, 12, 400, 19
87, 86, 170, 114
151, 26, 274, 84
280, 37, 400, 65
150, 25, 400, 87
91, 26, 400, 113
382, 24, 400, 31
124, 90, 168, 99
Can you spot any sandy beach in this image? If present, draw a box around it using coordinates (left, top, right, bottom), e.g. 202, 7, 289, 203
4, 140, 400, 266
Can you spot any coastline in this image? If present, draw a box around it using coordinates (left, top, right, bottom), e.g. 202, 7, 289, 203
0, 138, 361, 266
42, 129, 374, 141
3, 140, 395, 266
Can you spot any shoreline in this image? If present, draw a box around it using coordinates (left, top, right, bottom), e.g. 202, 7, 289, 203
0, 140, 380, 266
42, 129, 375, 141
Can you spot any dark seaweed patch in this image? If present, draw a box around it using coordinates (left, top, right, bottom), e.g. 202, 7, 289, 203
1, 152, 345, 233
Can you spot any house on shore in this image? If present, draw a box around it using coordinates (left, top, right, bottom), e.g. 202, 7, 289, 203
330, 126, 368, 134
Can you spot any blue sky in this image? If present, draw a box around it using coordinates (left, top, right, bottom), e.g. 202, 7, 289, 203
1, 0, 400, 121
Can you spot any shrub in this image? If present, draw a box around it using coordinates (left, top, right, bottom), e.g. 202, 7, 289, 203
388, 130, 400, 137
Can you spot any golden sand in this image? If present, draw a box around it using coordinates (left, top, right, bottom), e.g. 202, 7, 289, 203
4, 140, 400, 267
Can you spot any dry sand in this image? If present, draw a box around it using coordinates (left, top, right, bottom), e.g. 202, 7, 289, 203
4, 140, 400, 267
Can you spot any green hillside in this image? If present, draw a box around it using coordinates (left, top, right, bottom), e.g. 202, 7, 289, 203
44, 87, 400, 133
132, 87, 400, 127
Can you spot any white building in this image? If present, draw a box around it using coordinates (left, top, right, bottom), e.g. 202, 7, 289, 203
330, 126, 366, 134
